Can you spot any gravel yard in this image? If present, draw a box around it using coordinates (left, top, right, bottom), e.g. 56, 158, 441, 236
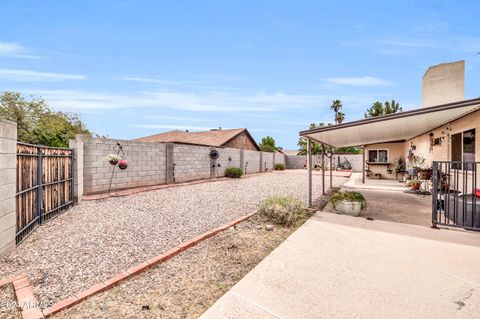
54, 214, 300, 318
0, 170, 346, 306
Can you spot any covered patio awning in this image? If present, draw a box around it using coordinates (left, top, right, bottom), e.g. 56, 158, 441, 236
300, 98, 480, 148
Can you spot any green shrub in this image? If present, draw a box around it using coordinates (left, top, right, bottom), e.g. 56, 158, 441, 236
258, 196, 308, 226
330, 190, 367, 210
225, 166, 243, 178
274, 163, 285, 170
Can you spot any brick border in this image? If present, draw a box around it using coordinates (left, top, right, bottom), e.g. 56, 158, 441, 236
37, 211, 256, 318
0, 273, 43, 319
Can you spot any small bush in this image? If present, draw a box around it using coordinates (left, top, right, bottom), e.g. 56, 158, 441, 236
225, 166, 243, 178
274, 163, 285, 170
330, 190, 367, 210
258, 196, 308, 226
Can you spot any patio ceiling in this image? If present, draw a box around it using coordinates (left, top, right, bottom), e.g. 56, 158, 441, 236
300, 98, 480, 148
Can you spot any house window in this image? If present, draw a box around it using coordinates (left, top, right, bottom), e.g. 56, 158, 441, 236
368, 150, 388, 163
451, 129, 475, 170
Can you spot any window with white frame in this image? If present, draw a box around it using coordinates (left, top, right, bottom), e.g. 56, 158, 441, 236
451, 128, 475, 170
368, 149, 388, 163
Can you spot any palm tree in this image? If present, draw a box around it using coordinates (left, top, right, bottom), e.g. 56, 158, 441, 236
335, 112, 345, 124
384, 99, 402, 114
330, 100, 342, 124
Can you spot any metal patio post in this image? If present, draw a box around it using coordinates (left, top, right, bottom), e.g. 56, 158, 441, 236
307, 138, 312, 207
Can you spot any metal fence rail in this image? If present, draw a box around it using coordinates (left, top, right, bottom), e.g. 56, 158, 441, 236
432, 161, 479, 231
16, 142, 75, 244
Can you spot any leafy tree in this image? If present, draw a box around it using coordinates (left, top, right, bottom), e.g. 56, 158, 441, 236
0, 91, 90, 147
259, 135, 281, 152
364, 99, 402, 118
297, 123, 332, 155
330, 99, 342, 124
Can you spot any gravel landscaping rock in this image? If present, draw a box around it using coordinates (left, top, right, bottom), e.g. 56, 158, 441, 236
0, 170, 346, 306
54, 214, 300, 319
0, 284, 21, 318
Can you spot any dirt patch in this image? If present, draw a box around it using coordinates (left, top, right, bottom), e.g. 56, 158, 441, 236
53, 214, 306, 318
0, 284, 21, 319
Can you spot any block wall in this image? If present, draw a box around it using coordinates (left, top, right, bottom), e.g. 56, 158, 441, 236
243, 149, 261, 173
82, 136, 167, 194
0, 119, 17, 257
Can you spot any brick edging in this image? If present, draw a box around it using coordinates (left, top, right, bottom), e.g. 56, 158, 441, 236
40, 211, 256, 318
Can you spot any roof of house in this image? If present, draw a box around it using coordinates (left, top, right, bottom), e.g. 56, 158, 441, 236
281, 150, 300, 156
300, 98, 480, 148
133, 128, 260, 150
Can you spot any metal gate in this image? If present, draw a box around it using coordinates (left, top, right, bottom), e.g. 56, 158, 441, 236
16, 142, 75, 244
432, 161, 479, 231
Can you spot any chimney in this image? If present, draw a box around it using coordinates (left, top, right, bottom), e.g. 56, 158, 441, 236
422, 60, 465, 108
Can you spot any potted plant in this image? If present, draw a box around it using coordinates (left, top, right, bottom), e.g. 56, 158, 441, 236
418, 167, 432, 180
106, 154, 121, 165
407, 179, 421, 190
386, 168, 393, 174
330, 190, 367, 217
118, 159, 128, 170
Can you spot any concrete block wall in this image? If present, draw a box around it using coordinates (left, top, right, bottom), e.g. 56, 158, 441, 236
286, 154, 363, 172
274, 152, 286, 166
217, 147, 242, 173
173, 144, 212, 183
0, 119, 17, 257
76, 136, 275, 195
261, 151, 274, 171
243, 149, 261, 173
81, 136, 167, 194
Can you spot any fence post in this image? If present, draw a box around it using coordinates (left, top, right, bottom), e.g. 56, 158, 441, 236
431, 161, 438, 228
37, 147, 43, 223
0, 119, 17, 257
68, 135, 84, 204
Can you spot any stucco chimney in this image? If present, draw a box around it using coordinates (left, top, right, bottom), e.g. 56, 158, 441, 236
422, 60, 465, 108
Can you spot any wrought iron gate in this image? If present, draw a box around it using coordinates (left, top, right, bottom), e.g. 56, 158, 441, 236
432, 161, 479, 231
16, 142, 75, 244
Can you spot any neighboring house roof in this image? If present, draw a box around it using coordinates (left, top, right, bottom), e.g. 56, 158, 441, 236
281, 150, 300, 156
134, 128, 260, 150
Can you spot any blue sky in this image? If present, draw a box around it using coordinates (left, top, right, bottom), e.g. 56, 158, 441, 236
1, 0, 479, 149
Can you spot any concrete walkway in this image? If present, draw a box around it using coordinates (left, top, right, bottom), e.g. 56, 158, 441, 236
200, 212, 480, 319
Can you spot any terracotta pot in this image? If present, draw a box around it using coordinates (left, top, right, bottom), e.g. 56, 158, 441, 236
410, 183, 421, 190
118, 159, 128, 170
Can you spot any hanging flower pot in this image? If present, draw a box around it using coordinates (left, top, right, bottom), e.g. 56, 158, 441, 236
118, 159, 129, 170
106, 154, 121, 165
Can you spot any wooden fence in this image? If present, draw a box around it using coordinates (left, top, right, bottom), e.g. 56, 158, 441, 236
16, 143, 74, 244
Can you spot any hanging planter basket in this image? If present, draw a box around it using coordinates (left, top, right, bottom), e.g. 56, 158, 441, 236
106, 154, 121, 165
118, 159, 129, 170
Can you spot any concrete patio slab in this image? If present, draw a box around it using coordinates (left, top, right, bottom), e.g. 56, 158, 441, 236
200, 212, 480, 319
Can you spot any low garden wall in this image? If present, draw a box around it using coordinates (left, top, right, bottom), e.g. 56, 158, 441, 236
286, 154, 363, 172
69, 135, 286, 197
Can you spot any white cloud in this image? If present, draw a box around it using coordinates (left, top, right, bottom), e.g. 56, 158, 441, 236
117, 76, 180, 85
130, 124, 222, 131
28, 89, 323, 113
377, 37, 480, 53
0, 69, 86, 82
0, 41, 39, 59
326, 76, 392, 86
144, 115, 207, 122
